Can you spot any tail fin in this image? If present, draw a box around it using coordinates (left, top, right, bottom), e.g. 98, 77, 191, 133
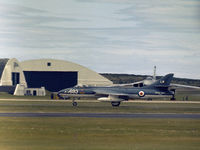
149, 73, 174, 88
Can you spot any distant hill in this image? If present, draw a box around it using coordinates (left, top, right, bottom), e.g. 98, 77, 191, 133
101, 73, 200, 87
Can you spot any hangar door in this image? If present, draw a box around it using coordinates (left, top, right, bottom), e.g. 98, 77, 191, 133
23, 71, 78, 92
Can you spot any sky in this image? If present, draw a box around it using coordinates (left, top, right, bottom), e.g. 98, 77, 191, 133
0, 0, 200, 79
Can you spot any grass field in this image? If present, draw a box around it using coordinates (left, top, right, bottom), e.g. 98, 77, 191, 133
0, 117, 199, 150
0, 98, 200, 150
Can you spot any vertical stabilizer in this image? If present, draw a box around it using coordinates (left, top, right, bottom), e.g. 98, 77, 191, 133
149, 73, 174, 88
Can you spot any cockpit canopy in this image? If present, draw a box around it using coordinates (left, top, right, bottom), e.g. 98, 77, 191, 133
146, 77, 153, 80
75, 84, 92, 88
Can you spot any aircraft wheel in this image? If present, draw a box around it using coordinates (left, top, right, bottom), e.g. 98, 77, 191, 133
72, 102, 78, 106
111, 102, 121, 107
170, 97, 176, 101
147, 98, 152, 101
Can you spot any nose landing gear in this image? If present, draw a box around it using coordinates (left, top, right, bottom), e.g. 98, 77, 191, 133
72, 101, 78, 106
72, 99, 78, 106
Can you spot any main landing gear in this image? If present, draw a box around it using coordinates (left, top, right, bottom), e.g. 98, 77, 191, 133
170, 96, 176, 101
111, 102, 121, 107
170, 89, 176, 101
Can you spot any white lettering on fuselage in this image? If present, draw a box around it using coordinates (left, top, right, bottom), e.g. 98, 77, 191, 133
155, 92, 165, 95
68, 89, 79, 94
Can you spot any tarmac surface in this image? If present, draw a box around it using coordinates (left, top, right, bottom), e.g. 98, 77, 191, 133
0, 99, 200, 119
1, 99, 200, 103
0, 112, 200, 119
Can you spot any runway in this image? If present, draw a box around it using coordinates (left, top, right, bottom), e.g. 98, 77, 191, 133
1, 99, 200, 104
0, 112, 200, 119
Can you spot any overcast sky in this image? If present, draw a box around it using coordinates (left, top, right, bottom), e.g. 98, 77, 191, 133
0, 0, 200, 79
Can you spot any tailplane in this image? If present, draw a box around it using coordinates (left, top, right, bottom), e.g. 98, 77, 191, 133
148, 73, 174, 88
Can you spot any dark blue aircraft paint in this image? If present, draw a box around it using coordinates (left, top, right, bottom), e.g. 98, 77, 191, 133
57, 74, 175, 107
58, 74, 174, 98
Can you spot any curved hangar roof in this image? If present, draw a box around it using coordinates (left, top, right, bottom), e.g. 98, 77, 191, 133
0, 58, 27, 86
0, 58, 9, 80
20, 59, 113, 87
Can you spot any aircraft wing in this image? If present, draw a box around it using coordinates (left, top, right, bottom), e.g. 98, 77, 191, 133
93, 88, 129, 96
93, 88, 130, 103
169, 83, 200, 90
111, 81, 144, 87
111, 83, 134, 87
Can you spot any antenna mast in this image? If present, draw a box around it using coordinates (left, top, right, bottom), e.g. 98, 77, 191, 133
153, 66, 156, 80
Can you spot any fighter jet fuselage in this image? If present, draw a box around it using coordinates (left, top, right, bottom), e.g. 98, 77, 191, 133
58, 74, 175, 106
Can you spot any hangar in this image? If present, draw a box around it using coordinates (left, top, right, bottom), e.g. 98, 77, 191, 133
0, 58, 27, 94
0, 58, 113, 95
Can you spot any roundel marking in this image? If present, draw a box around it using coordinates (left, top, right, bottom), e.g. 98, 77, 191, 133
138, 91, 145, 97
160, 80, 165, 84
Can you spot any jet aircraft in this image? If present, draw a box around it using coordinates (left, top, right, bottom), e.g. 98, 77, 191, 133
58, 73, 175, 107
115, 66, 200, 92
112, 66, 157, 88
